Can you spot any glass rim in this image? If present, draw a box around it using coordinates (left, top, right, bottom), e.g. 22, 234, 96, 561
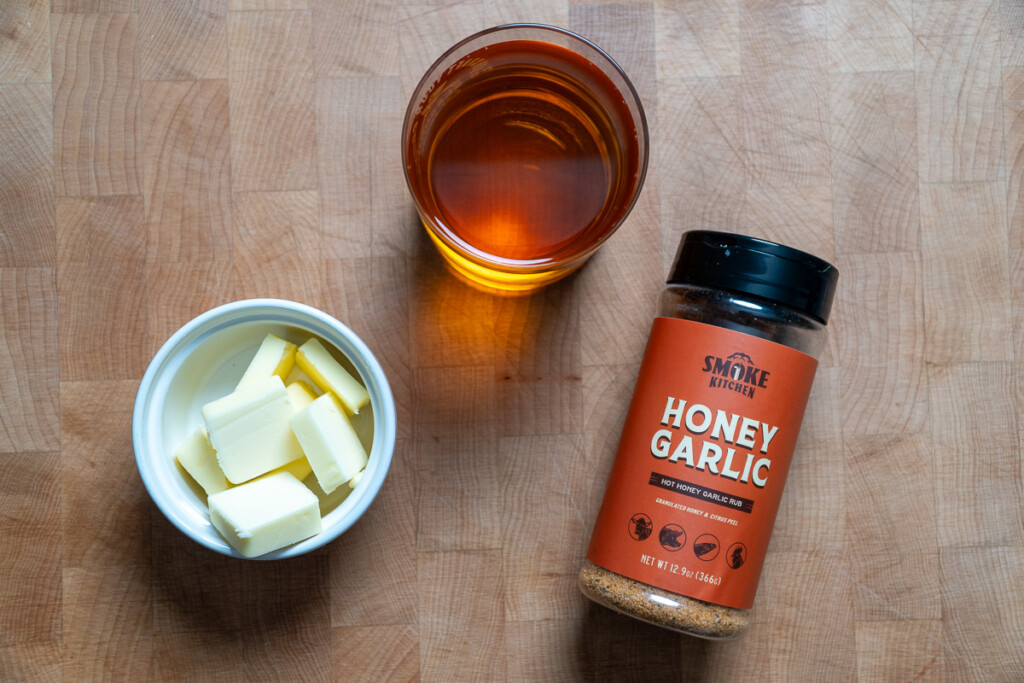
401, 22, 651, 271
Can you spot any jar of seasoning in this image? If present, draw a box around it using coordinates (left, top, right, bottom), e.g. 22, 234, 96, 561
579, 230, 839, 639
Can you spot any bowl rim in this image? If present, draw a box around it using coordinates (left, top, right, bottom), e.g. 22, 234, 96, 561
132, 298, 397, 560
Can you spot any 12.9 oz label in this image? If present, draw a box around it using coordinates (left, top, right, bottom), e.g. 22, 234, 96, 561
586, 317, 819, 610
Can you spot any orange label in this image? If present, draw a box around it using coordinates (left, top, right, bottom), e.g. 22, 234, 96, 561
586, 317, 818, 609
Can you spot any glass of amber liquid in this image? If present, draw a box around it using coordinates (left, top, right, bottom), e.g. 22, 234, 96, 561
403, 24, 649, 294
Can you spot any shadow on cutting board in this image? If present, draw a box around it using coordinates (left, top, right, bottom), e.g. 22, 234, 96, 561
150, 509, 332, 639
576, 601, 712, 680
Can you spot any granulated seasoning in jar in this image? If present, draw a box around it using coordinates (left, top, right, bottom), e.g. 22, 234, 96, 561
579, 230, 839, 639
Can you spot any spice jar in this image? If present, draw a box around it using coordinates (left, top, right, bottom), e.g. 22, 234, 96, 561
579, 230, 839, 639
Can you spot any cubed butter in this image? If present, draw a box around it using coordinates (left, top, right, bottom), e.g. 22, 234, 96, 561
236, 334, 297, 390
174, 426, 229, 495
295, 338, 369, 414
259, 382, 319, 482
202, 375, 306, 484
208, 472, 322, 557
268, 457, 313, 483
286, 380, 317, 410
290, 393, 369, 494
284, 363, 321, 392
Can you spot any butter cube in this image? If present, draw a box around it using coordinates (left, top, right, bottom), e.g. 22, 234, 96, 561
283, 363, 321, 392
295, 338, 369, 414
290, 393, 369, 494
202, 375, 306, 484
270, 457, 313, 483
174, 426, 229, 496
236, 334, 297, 390
259, 382, 319, 482
208, 472, 322, 557
286, 380, 318, 410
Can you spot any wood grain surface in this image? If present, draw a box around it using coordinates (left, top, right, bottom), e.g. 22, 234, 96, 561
1, 0, 1022, 680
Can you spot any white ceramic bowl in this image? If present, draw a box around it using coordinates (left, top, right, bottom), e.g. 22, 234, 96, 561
133, 299, 396, 559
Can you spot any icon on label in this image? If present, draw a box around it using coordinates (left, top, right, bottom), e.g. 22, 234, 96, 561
658, 524, 686, 552
726, 542, 747, 569
628, 513, 653, 541
693, 533, 720, 561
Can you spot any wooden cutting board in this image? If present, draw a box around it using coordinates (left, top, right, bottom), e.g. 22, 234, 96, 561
1, 0, 1021, 680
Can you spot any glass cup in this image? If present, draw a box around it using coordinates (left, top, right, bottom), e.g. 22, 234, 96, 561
402, 24, 649, 295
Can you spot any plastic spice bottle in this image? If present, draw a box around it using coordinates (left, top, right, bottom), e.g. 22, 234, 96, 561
579, 230, 839, 639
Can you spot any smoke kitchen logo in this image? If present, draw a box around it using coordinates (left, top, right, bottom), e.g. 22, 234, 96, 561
702, 351, 769, 399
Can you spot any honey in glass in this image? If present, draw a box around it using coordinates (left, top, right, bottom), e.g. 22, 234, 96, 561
403, 25, 648, 294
